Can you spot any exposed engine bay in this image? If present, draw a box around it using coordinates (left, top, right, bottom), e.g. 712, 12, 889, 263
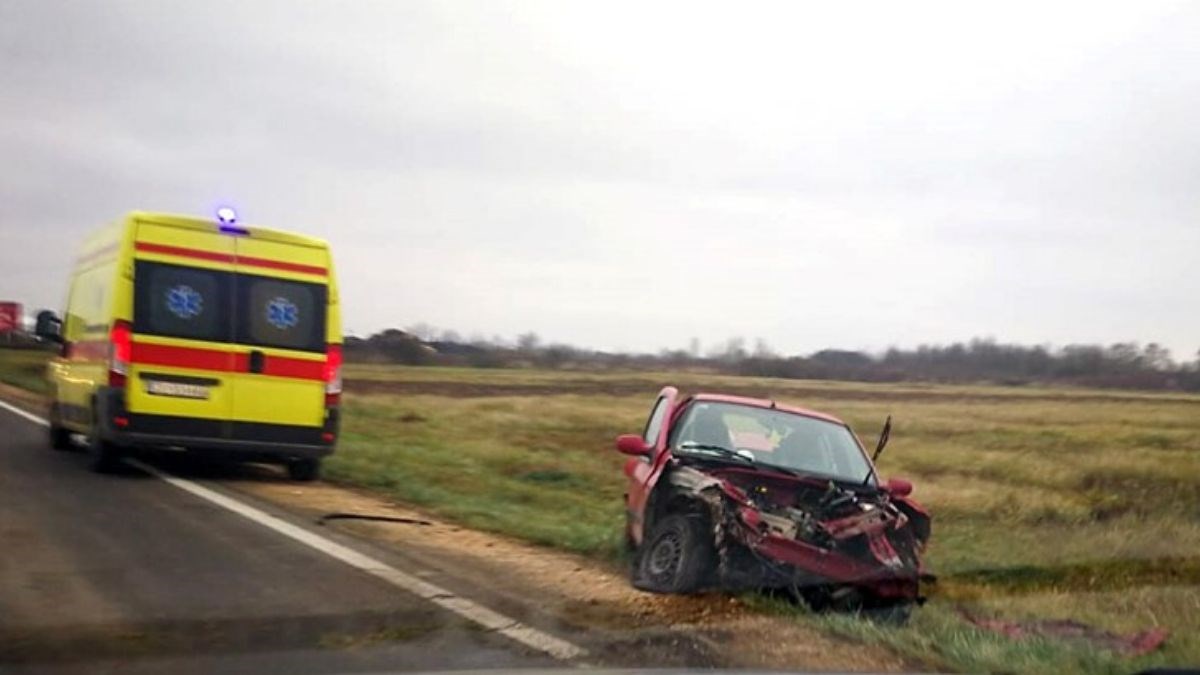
652, 463, 931, 604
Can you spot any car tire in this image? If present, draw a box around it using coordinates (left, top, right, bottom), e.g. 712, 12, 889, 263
287, 458, 321, 482
48, 406, 73, 451
632, 513, 716, 593
863, 601, 914, 626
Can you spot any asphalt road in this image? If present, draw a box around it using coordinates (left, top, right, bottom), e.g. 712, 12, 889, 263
0, 405, 562, 674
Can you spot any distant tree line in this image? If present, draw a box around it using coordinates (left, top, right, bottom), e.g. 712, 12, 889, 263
344, 328, 1200, 392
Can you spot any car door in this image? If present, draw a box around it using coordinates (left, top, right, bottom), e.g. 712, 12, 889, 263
625, 386, 678, 544
228, 235, 330, 436
127, 221, 237, 427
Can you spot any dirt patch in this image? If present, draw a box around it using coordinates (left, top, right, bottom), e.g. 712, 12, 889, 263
232, 475, 913, 671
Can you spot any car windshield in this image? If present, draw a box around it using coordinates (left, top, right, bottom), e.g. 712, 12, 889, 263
672, 401, 873, 484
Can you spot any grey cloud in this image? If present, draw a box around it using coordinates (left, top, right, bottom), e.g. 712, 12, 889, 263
1, 1, 1198, 359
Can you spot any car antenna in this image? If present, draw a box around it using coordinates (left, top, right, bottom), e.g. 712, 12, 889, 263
862, 415, 892, 486
871, 415, 892, 462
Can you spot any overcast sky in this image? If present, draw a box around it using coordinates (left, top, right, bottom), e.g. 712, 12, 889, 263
2, 1, 1197, 358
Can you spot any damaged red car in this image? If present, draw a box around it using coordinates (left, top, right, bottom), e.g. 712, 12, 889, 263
617, 388, 931, 612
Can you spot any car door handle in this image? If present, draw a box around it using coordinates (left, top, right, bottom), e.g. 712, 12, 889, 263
248, 350, 265, 374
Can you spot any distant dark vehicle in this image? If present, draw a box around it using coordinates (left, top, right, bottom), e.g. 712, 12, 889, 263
617, 388, 930, 613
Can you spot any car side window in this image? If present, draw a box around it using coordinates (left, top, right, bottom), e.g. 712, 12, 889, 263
642, 396, 669, 447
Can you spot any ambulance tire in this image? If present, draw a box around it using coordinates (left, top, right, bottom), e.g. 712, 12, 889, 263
87, 435, 123, 474
87, 402, 123, 473
287, 458, 321, 482
49, 423, 73, 451
48, 405, 73, 451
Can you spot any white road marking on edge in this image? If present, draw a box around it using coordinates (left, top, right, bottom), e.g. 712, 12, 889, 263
0, 401, 586, 661
0, 399, 49, 427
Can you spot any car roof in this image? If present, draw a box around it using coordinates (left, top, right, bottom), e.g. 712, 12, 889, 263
686, 392, 847, 426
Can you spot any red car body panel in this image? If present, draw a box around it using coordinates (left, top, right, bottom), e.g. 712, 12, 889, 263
623, 386, 678, 543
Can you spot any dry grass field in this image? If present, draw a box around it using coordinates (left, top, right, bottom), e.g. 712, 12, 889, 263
4, 349, 1198, 672
330, 364, 1200, 673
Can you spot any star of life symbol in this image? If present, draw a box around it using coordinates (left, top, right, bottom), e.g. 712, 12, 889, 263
166, 285, 203, 320
266, 296, 299, 330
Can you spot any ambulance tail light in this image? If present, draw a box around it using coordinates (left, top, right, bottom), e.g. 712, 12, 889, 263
324, 343, 343, 406
109, 320, 132, 388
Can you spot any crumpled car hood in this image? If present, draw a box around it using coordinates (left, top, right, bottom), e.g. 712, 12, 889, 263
669, 462, 931, 599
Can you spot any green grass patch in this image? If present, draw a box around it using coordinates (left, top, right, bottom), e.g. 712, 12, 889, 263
0, 348, 52, 394
324, 393, 639, 557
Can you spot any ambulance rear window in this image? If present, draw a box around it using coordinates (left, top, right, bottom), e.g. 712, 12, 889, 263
235, 274, 327, 353
133, 261, 232, 343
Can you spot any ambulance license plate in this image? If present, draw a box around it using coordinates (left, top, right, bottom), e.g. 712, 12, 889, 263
145, 380, 210, 400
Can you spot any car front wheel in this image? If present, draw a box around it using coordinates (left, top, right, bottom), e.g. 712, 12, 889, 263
632, 513, 716, 593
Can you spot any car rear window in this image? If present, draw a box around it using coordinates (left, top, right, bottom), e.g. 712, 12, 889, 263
235, 274, 327, 353
133, 261, 232, 343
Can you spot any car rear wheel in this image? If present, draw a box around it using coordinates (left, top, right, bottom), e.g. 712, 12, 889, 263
286, 458, 321, 482
633, 513, 715, 593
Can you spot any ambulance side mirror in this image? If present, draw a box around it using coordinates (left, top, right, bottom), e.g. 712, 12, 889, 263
35, 310, 62, 343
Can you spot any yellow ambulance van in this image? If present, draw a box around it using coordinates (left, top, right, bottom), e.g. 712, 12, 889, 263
35, 210, 342, 480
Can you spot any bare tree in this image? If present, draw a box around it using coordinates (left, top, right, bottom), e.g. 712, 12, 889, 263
405, 323, 438, 342
1142, 343, 1172, 370
753, 338, 776, 359
517, 331, 541, 352
714, 336, 746, 363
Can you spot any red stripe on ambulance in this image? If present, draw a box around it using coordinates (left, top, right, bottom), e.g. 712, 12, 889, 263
134, 242, 327, 277
130, 341, 325, 381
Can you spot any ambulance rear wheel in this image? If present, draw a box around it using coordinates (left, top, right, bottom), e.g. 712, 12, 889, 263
48, 408, 73, 451
287, 458, 321, 482
86, 402, 123, 473
87, 436, 123, 473
49, 424, 73, 451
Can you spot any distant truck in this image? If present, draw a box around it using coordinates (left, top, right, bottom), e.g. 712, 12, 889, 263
35, 210, 343, 480
0, 301, 21, 335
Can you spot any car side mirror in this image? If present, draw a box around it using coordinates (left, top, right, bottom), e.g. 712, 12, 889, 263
884, 477, 913, 497
34, 310, 63, 344
615, 434, 652, 456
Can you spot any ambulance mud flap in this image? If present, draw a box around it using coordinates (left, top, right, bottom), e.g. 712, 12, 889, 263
95, 387, 129, 441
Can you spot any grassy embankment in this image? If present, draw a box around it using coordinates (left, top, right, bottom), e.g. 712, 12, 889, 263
5, 350, 1199, 673
0, 348, 52, 395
